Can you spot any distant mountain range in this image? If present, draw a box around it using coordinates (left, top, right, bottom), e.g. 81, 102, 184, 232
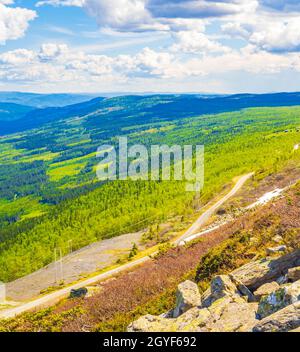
0, 92, 98, 109
1, 92, 300, 136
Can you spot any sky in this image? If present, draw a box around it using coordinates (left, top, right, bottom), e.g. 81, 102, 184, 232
0, 0, 300, 94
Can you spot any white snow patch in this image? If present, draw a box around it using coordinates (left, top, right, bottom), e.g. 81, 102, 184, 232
247, 188, 284, 209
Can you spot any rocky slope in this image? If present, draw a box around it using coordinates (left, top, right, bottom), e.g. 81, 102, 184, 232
128, 249, 300, 332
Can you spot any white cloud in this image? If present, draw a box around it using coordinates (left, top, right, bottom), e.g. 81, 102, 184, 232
0, 2, 37, 44
1, 40, 299, 85
0, 49, 35, 64
36, 0, 85, 7
171, 30, 231, 54
249, 18, 300, 53
83, 0, 169, 32
261, 0, 300, 12
147, 0, 247, 19
37, 0, 300, 57
38, 43, 69, 61
2, 0, 300, 92
35, 0, 259, 33
223, 9, 300, 53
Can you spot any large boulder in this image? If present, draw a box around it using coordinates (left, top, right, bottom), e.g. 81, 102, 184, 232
128, 295, 259, 332
253, 301, 300, 332
205, 300, 258, 332
202, 275, 245, 308
128, 307, 211, 332
128, 250, 300, 332
231, 249, 300, 291
266, 246, 287, 256
69, 287, 88, 299
257, 280, 300, 319
229, 275, 256, 302
285, 280, 300, 304
173, 280, 201, 318
288, 266, 300, 282
254, 282, 280, 301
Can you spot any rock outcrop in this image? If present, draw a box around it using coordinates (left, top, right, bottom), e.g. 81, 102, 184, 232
254, 282, 280, 301
173, 280, 201, 318
266, 245, 287, 255
231, 249, 300, 291
128, 249, 300, 332
257, 280, 300, 318
253, 302, 300, 332
288, 266, 300, 282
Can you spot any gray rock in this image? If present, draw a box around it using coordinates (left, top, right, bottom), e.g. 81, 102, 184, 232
202, 275, 244, 308
257, 280, 300, 318
128, 295, 259, 332
288, 266, 300, 282
173, 280, 201, 318
254, 282, 280, 301
206, 300, 259, 332
232, 249, 300, 291
285, 280, 300, 304
266, 245, 287, 256
230, 274, 256, 302
69, 287, 88, 299
276, 275, 288, 285
128, 307, 211, 332
253, 301, 300, 332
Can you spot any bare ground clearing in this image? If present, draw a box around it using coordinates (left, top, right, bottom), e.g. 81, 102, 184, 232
6, 230, 145, 301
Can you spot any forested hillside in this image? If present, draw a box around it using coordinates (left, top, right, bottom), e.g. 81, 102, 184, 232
2, 92, 300, 135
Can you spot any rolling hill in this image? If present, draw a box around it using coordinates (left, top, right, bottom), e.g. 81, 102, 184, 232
1, 92, 300, 136
0, 92, 98, 108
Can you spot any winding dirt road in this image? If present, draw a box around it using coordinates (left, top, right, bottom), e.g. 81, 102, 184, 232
176, 173, 254, 244
0, 173, 253, 319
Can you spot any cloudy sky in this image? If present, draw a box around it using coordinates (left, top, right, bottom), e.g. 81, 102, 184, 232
0, 0, 300, 93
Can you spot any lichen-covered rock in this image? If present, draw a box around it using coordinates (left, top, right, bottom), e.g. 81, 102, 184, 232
253, 301, 300, 332
173, 280, 201, 318
128, 250, 300, 333
206, 301, 259, 332
254, 282, 280, 301
257, 288, 286, 319
128, 307, 211, 332
128, 296, 259, 332
276, 275, 288, 285
266, 246, 287, 256
232, 249, 300, 291
202, 275, 244, 307
257, 280, 300, 319
229, 275, 256, 302
285, 280, 300, 304
288, 266, 300, 282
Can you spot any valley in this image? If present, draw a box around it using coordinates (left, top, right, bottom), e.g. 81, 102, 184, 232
1, 95, 300, 282
0, 92, 300, 332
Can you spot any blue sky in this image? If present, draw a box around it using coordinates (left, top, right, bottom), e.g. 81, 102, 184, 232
0, 0, 300, 93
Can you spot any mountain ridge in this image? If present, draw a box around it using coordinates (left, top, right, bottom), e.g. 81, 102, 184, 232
1, 92, 300, 136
